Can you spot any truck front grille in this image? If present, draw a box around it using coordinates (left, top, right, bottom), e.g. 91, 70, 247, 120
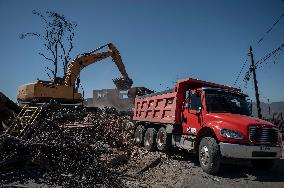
249, 126, 279, 143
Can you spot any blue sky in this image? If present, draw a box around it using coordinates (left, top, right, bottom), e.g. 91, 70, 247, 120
0, 0, 284, 102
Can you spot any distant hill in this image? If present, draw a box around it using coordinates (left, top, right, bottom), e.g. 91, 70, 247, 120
252, 101, 284, 118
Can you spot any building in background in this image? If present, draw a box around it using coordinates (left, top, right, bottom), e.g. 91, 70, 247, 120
85, 89, 133, 111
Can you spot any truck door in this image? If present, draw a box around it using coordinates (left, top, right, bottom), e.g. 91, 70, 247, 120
182, 91, 202, 135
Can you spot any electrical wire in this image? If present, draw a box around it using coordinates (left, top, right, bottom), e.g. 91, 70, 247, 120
239, 11, 284, 104
233, 59, 248, 86
255, 43, 284, 69
243, 69, 251, 90
257, 14, 284, 45
242, 43, 284, 89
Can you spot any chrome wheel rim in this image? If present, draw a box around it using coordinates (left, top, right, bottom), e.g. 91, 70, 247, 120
145, 132, 150, 146
135, 129, 141, 143
157, 131, 165, 147
200, 146, 210, 166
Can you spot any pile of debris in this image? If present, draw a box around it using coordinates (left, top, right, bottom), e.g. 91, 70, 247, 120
0, 91, 21, 132
0, 107, 137, 187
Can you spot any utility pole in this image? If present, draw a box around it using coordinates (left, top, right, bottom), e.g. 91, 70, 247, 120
249, 46, 262, 119
268, 98, 271, 116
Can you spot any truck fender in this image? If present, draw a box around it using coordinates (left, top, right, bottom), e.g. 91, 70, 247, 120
195, 126, 218, 152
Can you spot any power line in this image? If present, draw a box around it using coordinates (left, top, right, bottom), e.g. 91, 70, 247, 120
257, 14, 284, 45
255, 43, 284, 68
242, 43, 284, 88
243, 69, 251, 89
234, 11, 283, 88
233, 59, 248, 86
234, 12, 283, 92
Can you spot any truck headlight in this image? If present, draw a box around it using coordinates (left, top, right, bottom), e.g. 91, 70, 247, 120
220, 128, 243, 140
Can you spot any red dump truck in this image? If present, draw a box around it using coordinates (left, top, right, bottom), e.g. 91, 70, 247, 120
133, 78, 282, 174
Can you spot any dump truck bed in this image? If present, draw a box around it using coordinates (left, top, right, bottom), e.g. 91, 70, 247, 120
133, 77, 240, 124
133, 89, 177, 124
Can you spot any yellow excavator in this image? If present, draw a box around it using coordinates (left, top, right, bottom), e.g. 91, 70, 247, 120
17, 43, 133, 104
7, 43, 137, 137
6, 43, 153, 137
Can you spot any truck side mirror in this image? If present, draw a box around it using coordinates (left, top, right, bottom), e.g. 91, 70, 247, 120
186, 103, 189, 109
248, 99, 252, 116
250, 101, 252, 116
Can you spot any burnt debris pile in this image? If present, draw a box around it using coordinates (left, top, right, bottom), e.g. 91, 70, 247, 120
0, 107, 136, 187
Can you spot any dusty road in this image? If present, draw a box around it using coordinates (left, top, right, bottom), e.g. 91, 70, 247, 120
1, 148, 284, 188
122, 149, 284, 188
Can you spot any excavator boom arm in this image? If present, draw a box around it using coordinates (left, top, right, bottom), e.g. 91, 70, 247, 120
64, 43, 133, 90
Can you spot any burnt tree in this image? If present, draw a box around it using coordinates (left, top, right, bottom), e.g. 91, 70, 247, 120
20, 10, 77, 82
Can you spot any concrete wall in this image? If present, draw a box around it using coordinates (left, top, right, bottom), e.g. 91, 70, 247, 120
90, 89, 133, 111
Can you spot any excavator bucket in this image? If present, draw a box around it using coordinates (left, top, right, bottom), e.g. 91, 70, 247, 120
127, 87, 154, 98
113, 77, 133, 91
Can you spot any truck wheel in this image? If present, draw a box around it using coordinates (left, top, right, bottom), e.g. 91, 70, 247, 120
144, 128, 157, 151
199, 137, 221, 174
135, 125, 145, 146
156, 127, 171, 151
251, 159, 275, 170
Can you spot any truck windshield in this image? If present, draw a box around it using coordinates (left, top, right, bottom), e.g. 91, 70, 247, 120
205, 91, 250, 116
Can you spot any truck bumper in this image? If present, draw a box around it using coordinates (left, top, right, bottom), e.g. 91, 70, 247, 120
219, 142, 282, 159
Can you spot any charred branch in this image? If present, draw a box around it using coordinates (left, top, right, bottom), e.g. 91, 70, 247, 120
20, 10, 77, 81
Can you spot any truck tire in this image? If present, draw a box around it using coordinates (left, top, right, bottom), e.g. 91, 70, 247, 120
251, 159, 275, 170
199, 137, 221, 174
156, 127, 171, 151
135, 125, 145, 146
144, 128, 157, 151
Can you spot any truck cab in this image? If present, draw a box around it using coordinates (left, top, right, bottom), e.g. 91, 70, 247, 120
133, 78, 282, 174
182, 87, 252, 143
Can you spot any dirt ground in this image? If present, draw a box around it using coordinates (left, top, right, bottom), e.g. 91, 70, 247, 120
0, 103, 283, 188
1, 146, 283, 188
123, 148, 284, 188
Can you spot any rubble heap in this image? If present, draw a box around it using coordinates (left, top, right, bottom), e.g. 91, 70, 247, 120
0, 107, 136, 187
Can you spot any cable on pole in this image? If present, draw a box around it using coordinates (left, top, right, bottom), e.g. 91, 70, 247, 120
255, 43, 284, 68
257, 14, 284, 45
242, 43, 284, 88
233, 59, 248, 86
